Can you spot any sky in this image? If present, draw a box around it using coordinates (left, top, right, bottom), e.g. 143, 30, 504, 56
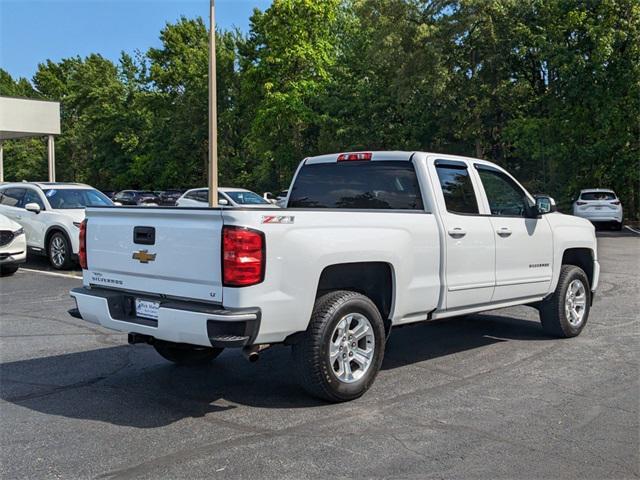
0, 0, 272, 81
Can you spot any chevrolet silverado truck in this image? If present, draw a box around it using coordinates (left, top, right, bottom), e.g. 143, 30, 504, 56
69, 151, 599, 402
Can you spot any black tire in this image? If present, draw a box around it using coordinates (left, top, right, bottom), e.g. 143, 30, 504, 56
292, 290, 386, 402
613, 221, 623, 231
48, 231, 73, 270
539, 265, 591, 338
0, 264, 20, 276
154, 341, 223, 366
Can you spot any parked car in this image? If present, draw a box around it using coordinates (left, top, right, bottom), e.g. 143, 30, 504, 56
0, 213, 26, 276
157, 189, 185, 206
101, 190, 117, 200
0, 182, 113, 269
572, 189, 623, 230
176, 187, 272, 208
263, 190, 289, 207
70, 151, 599, 402
113, 190, 160, 206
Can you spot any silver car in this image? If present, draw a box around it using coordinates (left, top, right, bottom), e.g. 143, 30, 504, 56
572, 189, 623, 230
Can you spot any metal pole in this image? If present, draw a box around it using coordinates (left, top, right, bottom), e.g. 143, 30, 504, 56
0, 141, 3, 183
208, 0, 218, 207
48, 135, 56, 182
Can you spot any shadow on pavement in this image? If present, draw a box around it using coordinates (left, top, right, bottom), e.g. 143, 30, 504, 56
21, 254, 82, 275
0, 313, 551, 428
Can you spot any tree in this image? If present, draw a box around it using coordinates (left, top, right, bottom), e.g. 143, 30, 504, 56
241, 0, 342, 190
1, 1, 637, 217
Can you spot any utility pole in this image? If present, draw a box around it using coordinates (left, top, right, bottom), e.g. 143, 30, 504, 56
208, 0, 218, 207
48, 135, 56, 182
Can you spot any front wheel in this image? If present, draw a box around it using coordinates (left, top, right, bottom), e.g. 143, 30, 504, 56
539, 265, 591, 338
48, 231, 73, 270
154, 341, 223, 366
292, 290, 386, 402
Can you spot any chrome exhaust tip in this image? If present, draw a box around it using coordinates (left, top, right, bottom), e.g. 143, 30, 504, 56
242, 344, 270, 362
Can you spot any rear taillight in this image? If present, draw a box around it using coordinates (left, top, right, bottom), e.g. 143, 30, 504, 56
611, 200, 620, 205
222, 226, 265, 287
79, 219, 88, 269
576, 201, 587, 205
337, 152, 372, 161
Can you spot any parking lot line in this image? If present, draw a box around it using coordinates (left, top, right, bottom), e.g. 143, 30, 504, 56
19, 268, 82, 280
624, 225, 640, 235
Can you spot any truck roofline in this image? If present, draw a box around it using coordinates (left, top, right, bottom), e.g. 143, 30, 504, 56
303, 151, 503, 168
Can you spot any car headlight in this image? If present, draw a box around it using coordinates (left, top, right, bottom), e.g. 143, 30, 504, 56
13, 227, 24, 236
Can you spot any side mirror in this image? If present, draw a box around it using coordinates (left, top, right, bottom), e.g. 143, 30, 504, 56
218, 198, 229, 206
535, 195, 557, 214
263, 192, 274, 200
114, 201, 123, 206
25, 202, 41, 214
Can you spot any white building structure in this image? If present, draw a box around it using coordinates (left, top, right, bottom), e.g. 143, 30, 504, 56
0, 96, 61, 182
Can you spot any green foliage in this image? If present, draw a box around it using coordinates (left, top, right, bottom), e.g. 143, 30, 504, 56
2, 0, 638, 217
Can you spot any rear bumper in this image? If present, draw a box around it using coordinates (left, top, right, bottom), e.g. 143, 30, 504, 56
69, 287, 260, 348
574, 211, 623, 223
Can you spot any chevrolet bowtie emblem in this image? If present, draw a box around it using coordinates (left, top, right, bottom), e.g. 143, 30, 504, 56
132, 250, 156, 263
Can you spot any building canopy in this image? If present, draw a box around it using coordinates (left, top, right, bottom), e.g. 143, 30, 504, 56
0, 96, 60, 140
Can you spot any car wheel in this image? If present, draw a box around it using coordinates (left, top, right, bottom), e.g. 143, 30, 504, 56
613, 221, 623, 231
0, 264, 20, 276
48, 231, 73, 270
153, 341, 223, 366
539, 265, 590, 338
292, 290, 386, 402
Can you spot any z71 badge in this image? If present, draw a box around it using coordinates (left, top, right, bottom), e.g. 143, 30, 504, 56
261, 215, 295, 224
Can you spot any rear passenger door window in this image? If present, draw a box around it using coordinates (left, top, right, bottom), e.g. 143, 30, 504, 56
0, 188, 26, 208
434, 162, 479, 214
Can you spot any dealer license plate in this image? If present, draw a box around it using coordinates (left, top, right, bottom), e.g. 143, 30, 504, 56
135, 299, 160, 320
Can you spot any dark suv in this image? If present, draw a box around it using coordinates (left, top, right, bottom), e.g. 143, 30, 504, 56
113, 190, 160, 206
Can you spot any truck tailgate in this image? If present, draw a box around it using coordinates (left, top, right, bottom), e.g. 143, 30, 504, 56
84, 207, 224, 303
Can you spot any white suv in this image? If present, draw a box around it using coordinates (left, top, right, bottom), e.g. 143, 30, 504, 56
0, 213, 26, 276
0, 183, 113, 269
176, 187, 273, 208
572, 189, 623, 230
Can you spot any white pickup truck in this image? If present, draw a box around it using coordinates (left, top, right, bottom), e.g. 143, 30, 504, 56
69, 151, 599, 402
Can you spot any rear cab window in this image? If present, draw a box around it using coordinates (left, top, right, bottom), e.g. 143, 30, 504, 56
288, 160, 424, 210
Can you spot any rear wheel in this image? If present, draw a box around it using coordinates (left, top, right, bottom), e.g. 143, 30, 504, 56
539, 265, 590, 338
48, 231, 73, 270
0, 264, 19, 276
613, 221, 623, 231
292, 290, 386, 402
154, 341, 223, 366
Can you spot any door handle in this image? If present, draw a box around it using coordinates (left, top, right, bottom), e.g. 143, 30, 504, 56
15, 215, 22, 220
497, 227, 512, 237
448, 227, 466, 238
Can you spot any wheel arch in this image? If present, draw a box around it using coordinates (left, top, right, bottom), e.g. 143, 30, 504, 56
315, 262, 395, 335
44, 225, 73, 254
561, 247, 595, 288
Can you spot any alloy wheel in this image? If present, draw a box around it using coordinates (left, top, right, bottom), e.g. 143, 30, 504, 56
565, 279, 587, 326
50, 236, 67, 268
329, 313, 375, 383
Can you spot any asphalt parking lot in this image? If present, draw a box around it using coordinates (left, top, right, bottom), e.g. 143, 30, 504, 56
1, 231, 638, 479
